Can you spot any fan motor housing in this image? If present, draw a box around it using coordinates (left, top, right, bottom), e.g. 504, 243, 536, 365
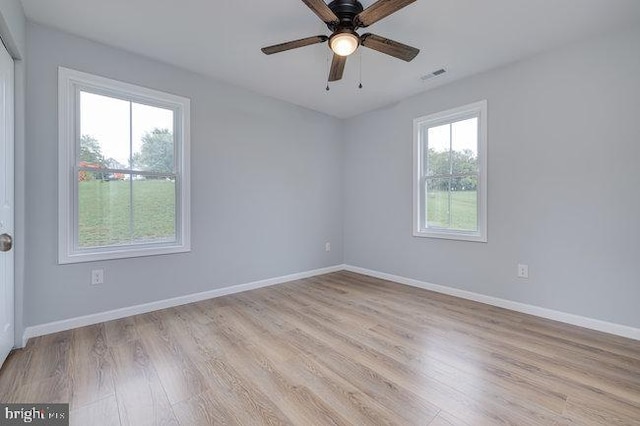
327, 0, 364, 30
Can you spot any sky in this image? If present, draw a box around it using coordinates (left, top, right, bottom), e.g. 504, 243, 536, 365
427, 117, 478, 157
80, 91, 173, 167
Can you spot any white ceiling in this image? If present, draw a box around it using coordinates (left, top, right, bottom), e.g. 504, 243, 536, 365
21, 0, 640, 118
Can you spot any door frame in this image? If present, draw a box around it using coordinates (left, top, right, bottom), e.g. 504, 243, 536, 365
0, 12, 27, 348
0, 35, 14, 365
0, 11, 23, 354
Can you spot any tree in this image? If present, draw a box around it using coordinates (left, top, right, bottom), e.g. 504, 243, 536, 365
133, 129, 173, 174
79, 135, 106, 166
427, 148, 478, 191
79, 135, 110, 181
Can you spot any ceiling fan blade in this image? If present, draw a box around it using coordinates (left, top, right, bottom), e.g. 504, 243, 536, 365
328, 54, 347, 82
361, 33, 419, 61
301, 0, 339, 24
261, 35, 329, 55
355, 0, 417, 28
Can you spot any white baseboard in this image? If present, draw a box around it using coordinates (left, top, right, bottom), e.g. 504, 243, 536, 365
21, 264, 345, 347
20, 262, 639, 348
343, 265, 640, 341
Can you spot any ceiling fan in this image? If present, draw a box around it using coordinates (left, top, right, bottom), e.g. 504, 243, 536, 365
261, 0, 419, 82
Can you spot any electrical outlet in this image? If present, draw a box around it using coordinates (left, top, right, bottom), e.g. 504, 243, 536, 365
91, 269, 104, 285
517, 264, 529, 279
325, 242, 331, 252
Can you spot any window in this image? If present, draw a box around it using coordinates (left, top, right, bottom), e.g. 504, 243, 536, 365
413, 100, 487, 242
58, 67, 190, 263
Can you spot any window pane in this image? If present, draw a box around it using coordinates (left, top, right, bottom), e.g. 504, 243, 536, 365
132, 175, 176, 243
78, 171, 131, 248
426, 178, 450, 228
452, 117, 478, 174
450, 176, 478, 231
132, 103, 175, 173
425, 123, 450, 176
80, 91, 130, 169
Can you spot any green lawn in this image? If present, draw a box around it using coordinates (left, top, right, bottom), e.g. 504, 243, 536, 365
78, 182, 476, 247
426, 190, 477, 231
78, 179, 175, 247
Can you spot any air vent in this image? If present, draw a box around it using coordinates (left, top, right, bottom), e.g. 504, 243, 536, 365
420, 68, 447, 81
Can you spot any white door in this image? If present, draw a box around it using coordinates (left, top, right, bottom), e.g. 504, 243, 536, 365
0, 39, 14, 366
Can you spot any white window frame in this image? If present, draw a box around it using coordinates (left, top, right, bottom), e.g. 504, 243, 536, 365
58, 67, 191, 264
413, 100, 487, 242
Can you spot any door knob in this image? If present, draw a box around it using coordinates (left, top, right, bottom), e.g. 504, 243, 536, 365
0, 234, 12, 252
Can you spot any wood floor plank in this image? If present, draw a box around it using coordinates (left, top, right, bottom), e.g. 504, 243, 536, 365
137, 318, 209, 405
69, 324, 115, 409
23, 332, 72, 381
209, 318, 343, 425
211, 307, 378, 425
274, 328, 442, 423
428, 410, 469, 426
4, 333, 72, 404
9, 375, 70, 406
186, 355, 293, 425
0, 347, 34, 402
1, 271, 639, 425
225, 304, 408, 425
110, 339, 178, 426
104, 316, 140, 347
70, 394, 121, 426
367, 321, 569, 413
161, 308, 293, 424
563, 395, 640, 425
273, 302, 561, 425
171, 388, 237, 425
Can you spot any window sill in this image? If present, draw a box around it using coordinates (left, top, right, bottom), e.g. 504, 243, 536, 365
59, 244, 191, 264
413, 229, 487, 243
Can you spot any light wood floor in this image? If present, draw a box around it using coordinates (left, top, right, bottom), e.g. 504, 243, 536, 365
1, 271, 639, 425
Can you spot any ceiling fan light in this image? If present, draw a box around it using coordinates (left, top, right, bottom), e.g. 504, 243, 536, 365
330, 31, 359, 56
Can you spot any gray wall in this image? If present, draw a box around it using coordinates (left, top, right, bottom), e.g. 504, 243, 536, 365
25, 23, 344, 327
0, 0, 25, 58
0, 0, 26, 344
344, 26, 640, 328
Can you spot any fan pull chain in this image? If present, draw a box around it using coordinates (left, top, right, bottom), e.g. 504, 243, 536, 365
325, 51, 331, 91
358, 50, 363, 89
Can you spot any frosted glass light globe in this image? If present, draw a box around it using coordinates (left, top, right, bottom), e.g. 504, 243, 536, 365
330, 32, 359, 56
